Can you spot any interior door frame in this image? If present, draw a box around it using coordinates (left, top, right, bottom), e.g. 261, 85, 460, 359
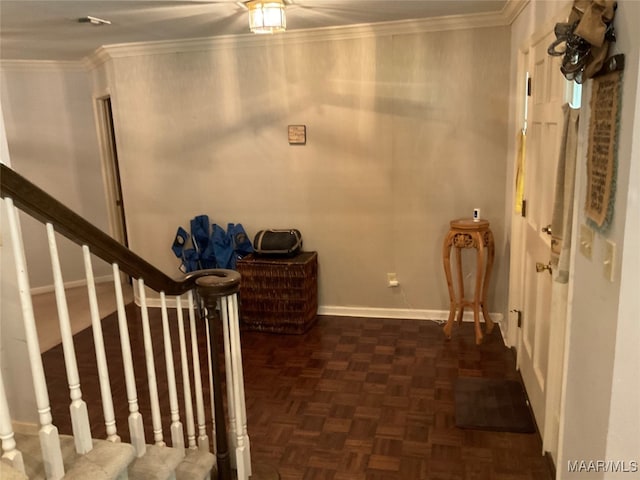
94, 91, 129, 247
506, 45, 530, 351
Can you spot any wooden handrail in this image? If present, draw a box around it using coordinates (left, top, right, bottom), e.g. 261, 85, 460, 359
1, 163, 247, 479
0, 163, 211, 295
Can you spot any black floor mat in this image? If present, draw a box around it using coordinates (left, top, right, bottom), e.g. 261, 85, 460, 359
454, 377, 536, 433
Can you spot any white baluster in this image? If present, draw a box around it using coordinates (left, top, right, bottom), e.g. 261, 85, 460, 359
219, 297, 238, 469
176, 296, 196, 449
160, 292, 184, 453
5, 199, 64, 479
188, 291, 210, 452
138, 279, 164, 446
221, 294, 251, 479
46, 224, 93, 454
83, 246, 119, 442
229, 293, 251, 476
113, 264, 146, 457
204, 309, 217, 453
0, 371, 25, 474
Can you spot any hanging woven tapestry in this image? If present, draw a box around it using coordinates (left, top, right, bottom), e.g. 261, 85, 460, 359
585, 68, 622, 232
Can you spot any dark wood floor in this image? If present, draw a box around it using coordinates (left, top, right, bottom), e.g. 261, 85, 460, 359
42, 308, 553, 480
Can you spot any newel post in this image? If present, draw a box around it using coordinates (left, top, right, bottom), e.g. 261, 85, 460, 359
195, 270, 241, 480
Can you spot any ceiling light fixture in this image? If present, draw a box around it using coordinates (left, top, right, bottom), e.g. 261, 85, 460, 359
78, 15, 111, 26
246, 0, 286, 34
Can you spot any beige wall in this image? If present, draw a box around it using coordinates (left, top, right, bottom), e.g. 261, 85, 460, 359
107, 26, 510, 314
560, 0, 640, 474
0, 65, 112, 288
0, 103, 38, 423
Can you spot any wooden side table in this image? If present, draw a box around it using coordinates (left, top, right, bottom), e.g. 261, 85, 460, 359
442, 218, 495, 344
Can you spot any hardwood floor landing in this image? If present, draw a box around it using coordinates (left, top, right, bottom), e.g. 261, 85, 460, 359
42, 310, 553, 480
241, 317, 551, 480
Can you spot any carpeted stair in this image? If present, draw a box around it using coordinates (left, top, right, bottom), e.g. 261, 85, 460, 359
176, 448, 217, 480
12, 432, 216, 480
0, 461, 29, 480
15, 432, 135, 479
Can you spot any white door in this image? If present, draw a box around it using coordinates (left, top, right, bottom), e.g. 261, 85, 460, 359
511, 27, 572, 460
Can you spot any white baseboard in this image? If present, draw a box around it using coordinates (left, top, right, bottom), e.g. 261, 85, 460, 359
132, 298, 504, 325
317, 305, 504, 324
136, 296, 183, 309
11, 420, 39, 435
30, 275, 113, 295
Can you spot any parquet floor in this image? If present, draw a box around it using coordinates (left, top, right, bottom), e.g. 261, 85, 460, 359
42, 309, 553, 480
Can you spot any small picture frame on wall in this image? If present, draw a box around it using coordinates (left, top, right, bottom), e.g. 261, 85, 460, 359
288, 125, 306, 145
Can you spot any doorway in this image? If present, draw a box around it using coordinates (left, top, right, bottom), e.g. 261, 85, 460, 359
96, 96, 128, 248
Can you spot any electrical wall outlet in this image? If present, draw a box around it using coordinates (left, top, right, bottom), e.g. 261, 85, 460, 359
579, 224, 593, 259
603, 240, 616, 282
387, 273, 399, 287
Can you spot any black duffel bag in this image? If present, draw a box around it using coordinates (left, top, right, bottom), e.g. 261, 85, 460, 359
253, 229, 303, 256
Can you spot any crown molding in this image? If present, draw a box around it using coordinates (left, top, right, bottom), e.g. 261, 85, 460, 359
501, 0, 530, 25
84, 47, 113, 70
8, 1, 530, 71
85, 1, 526, 68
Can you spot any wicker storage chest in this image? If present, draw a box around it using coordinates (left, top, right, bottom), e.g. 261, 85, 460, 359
236, 251, 318, 334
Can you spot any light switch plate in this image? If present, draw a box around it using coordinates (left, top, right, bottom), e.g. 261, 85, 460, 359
603, 239, 616, 282
579, 224, 593, 259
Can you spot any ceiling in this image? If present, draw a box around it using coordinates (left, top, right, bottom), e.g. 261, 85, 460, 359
0, 0, 509, 62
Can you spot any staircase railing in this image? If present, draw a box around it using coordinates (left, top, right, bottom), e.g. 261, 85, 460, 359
0, 164, 250, 480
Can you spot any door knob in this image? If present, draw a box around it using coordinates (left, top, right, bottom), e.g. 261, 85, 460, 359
542, 224, 552, 235
536, 262, 552, 274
